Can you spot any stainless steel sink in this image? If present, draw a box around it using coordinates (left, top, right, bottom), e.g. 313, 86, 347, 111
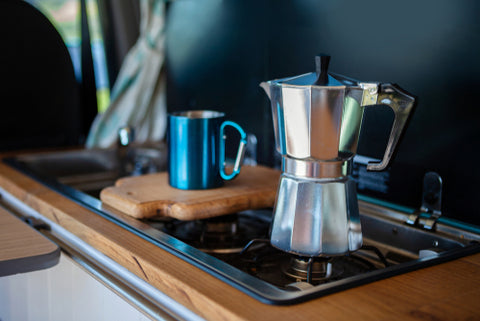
5, 145, 167, 196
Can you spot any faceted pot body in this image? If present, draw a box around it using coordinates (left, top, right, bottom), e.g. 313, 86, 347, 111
263, 76, 366, 162
270, 174, 363, 257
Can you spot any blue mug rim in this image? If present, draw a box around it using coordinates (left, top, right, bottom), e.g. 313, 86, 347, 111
169, 110, 225, 119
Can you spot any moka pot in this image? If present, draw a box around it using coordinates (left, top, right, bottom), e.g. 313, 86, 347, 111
260, 55, 416, 257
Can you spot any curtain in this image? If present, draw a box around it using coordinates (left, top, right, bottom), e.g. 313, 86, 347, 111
86, 0, 166, 148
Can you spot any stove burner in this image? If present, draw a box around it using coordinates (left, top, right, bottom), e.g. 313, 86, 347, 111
146, 212, 393, 291
151, 212, 271, 254
283, 257, 333, 283
238, 239, 386, 288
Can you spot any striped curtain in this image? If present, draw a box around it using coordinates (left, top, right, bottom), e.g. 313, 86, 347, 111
86, 0, 166, 148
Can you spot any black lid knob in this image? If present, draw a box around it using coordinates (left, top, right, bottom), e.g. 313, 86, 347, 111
314, 54, 330, 86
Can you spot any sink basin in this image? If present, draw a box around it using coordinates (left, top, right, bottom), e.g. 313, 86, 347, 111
5, 145, 167, 196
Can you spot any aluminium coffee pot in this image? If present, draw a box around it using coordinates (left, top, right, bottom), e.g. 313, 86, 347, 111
260, 55, 416, 257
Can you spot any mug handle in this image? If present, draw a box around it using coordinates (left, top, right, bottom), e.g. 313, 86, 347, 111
219, 121, 248, 180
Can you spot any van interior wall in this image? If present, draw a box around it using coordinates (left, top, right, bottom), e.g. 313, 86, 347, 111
164, 0, 480, 225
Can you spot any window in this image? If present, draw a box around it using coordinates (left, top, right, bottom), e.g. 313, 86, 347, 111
26, 0, 110, 113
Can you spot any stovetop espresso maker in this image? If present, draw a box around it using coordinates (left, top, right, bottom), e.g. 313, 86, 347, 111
260, 55, 416, 257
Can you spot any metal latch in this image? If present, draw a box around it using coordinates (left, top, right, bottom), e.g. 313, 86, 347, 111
23, 216, 51, 231
406, 172, 443, 230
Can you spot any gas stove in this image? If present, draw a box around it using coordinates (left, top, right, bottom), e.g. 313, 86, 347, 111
138, 205, 480, 304
148, 211, 382, 287
5, 151, 480, 305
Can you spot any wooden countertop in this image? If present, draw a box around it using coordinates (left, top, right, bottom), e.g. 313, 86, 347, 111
0, 205, 60, 276
0, 160, 479, 320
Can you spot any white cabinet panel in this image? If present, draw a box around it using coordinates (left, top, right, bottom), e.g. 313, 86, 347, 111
0, 253, 153, 321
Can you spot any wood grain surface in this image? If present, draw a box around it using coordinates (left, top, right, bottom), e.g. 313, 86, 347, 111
100, 165, 280, 220
0, 206, 59, 276
1, 159, 480, 320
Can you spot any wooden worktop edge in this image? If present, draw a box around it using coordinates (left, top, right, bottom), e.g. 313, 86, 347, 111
0, 163, 251, 320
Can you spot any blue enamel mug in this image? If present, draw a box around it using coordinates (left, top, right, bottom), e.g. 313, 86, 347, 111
167, 110, 248, 190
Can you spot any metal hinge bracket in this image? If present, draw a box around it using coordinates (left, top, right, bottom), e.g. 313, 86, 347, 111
406, 172, 443, 230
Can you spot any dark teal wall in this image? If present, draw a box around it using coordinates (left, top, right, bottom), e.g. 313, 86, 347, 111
165, 0, 480, 224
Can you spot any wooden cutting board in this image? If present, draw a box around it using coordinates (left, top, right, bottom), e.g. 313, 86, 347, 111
100, 165, 280, 220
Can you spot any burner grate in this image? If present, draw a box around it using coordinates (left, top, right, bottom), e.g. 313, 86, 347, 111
234, 239, 387, 288
148, 212, 394, 290
148, 212, 270, 254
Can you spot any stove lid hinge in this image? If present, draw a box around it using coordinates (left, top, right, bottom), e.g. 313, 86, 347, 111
406, 172, 443, 230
